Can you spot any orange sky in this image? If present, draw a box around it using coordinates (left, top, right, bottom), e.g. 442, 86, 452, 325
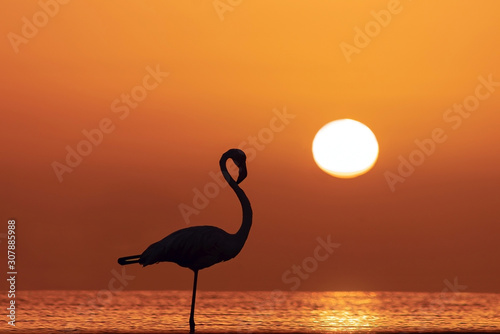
1, 1, 499, 293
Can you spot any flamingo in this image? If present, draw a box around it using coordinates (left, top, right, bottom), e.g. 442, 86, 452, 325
117, 148, 252, 333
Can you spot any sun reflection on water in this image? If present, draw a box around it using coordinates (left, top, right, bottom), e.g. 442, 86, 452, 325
310, 292, 381, 332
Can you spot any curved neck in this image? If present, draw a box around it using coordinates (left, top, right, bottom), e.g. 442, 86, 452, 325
220, 157, 252, 242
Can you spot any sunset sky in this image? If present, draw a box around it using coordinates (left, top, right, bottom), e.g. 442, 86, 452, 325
1, 1, 499, 293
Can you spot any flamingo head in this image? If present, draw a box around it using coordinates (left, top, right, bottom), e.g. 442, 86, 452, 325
224, 149, 247, 184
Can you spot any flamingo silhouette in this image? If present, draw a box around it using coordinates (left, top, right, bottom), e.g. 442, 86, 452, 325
117, 148, 252, 333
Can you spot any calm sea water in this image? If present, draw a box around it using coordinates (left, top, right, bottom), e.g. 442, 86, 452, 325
2, 290, 499, 333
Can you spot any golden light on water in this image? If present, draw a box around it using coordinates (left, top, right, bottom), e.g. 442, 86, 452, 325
311, 292, 381, 331
312, 119, 379, 178
320, 311, 377, 331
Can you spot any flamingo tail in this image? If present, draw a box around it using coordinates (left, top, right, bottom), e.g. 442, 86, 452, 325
118, 255, 141, 265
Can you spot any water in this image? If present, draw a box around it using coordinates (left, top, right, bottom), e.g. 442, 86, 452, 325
2, 290, 500, 333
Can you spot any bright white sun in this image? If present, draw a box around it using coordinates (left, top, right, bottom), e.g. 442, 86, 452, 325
312, 119, 379, 178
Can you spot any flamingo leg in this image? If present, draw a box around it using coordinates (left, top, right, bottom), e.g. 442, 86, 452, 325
189, 270, 198, 333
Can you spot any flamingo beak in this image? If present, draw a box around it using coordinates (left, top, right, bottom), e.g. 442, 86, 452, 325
236, 164, 247, 184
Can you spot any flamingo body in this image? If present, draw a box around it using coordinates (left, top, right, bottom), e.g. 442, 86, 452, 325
139, 225, 243, 270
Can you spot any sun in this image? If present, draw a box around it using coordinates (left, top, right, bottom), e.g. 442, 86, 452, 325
312, 119, 379, 178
